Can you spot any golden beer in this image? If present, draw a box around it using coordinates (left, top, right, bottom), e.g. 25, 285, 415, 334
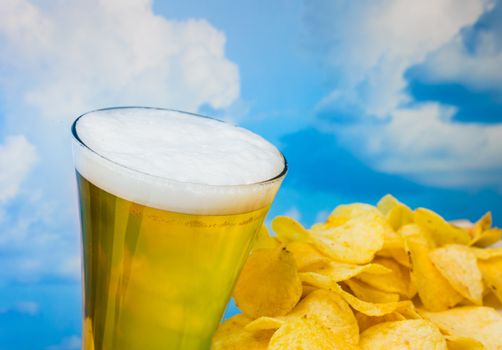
72, 107, 285, 350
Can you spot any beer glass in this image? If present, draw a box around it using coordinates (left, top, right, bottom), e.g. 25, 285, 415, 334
71, 107, 286, 350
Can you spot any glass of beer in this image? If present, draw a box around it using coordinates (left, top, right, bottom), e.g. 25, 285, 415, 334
71, 107, 286, 350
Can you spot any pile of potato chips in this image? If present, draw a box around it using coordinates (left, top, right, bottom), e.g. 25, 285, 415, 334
212, 195, 502, 350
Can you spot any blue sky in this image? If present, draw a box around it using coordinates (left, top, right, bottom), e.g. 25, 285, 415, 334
1, 0, 502, 349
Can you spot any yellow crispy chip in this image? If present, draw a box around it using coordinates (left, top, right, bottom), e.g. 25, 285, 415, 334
289, 289, 359, 345
286, 241, 329, 271
377, 194, 414, 231
310, 222, 328, 232
478, 257, 502, 304
345, 279, 400, 303
377, 218, 410, 268
359, 320, 447, 350
376, 194, 398, 215
445, 336, 485, 350
233, 246, 302, 318
428, 244, 483, 305
212, 314, 273, 350
420, 306, 502, 350
331, 283, 417, 317
271, 216, 310, 243
301, 278, 413, 317
326, 203, 381, 227
401, 224, 463, 311
302, 284, 317, 298
475, 228, 502, 248
380, 228, 406, 251
483, 289, 502, 309
268, 318, 356, 350
310, 213, 385, 264
355, 311, 406, 333
253, 225, 279, 250
300, 270, 336, 290
377, 246, 411, 268
245, 316, 285, 331
246, 289, 359, 345
414, 208, 471, 245
470, 247, 502, 260
215, 199, 502, 350
356, 257, 415, 298
302, 260, 390, 282
469, 212, 497, 247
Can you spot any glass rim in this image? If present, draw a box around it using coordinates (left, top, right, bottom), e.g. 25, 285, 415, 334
71, 106, 288, 189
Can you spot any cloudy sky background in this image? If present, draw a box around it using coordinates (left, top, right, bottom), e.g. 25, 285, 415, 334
1, 0, 502, 348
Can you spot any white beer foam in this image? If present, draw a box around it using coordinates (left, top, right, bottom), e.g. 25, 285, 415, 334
73, 108, 285, 214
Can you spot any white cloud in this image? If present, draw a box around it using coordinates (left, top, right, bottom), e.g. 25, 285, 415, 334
0, 135, 38, 202
0, 0, 240, 120
308, 0, 488, 118
306, 0, 502, 189
0, 189, 80, 283
336, 103, 502, 189
417, 30, 502, 93
0, 0, 240, 284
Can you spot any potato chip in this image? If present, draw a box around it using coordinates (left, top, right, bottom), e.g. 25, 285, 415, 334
483, 289, 502, 309
302, 260, 390, 282
414, 208, 471, 245
326, 203, 381, 226
380, 228, 406, 251
246, 289, 359, 345
331, 283, 417, 317
376, 194, 398, 216
401, 224, 463, 311
468, 212, 501, 248
289, 289, 359, 345
376, 246, 411, 268
268, 318, 357, 350
429, 244, 483, 305
310, 213, 385, 264
301, 277, 413, 316
215, 197, 502, 349
377, 194, 414, 231
253, 225, 279, 250
299, 264, 391, 295
469, 212, 491, 240
470, 247, 502, 260
233, 246, 302, 318
302, 284, 317, 298
420, 306, 502, 350
473, 227, 502, 248
286, 241, 329, 271
300, 271, 337, 290
310, 222, 330, 231
356, 257, 415, 298
449, 220, 474, 232
272, 216, 310, 243
445, 336, 484, 350
477, 257, 502, 304
355, 311, 406, 333
212, 314, 273, 350
345, 279, 400, 303
245, 316, 285, 331
377, 219, 410, 268
359, 320, 447, 350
